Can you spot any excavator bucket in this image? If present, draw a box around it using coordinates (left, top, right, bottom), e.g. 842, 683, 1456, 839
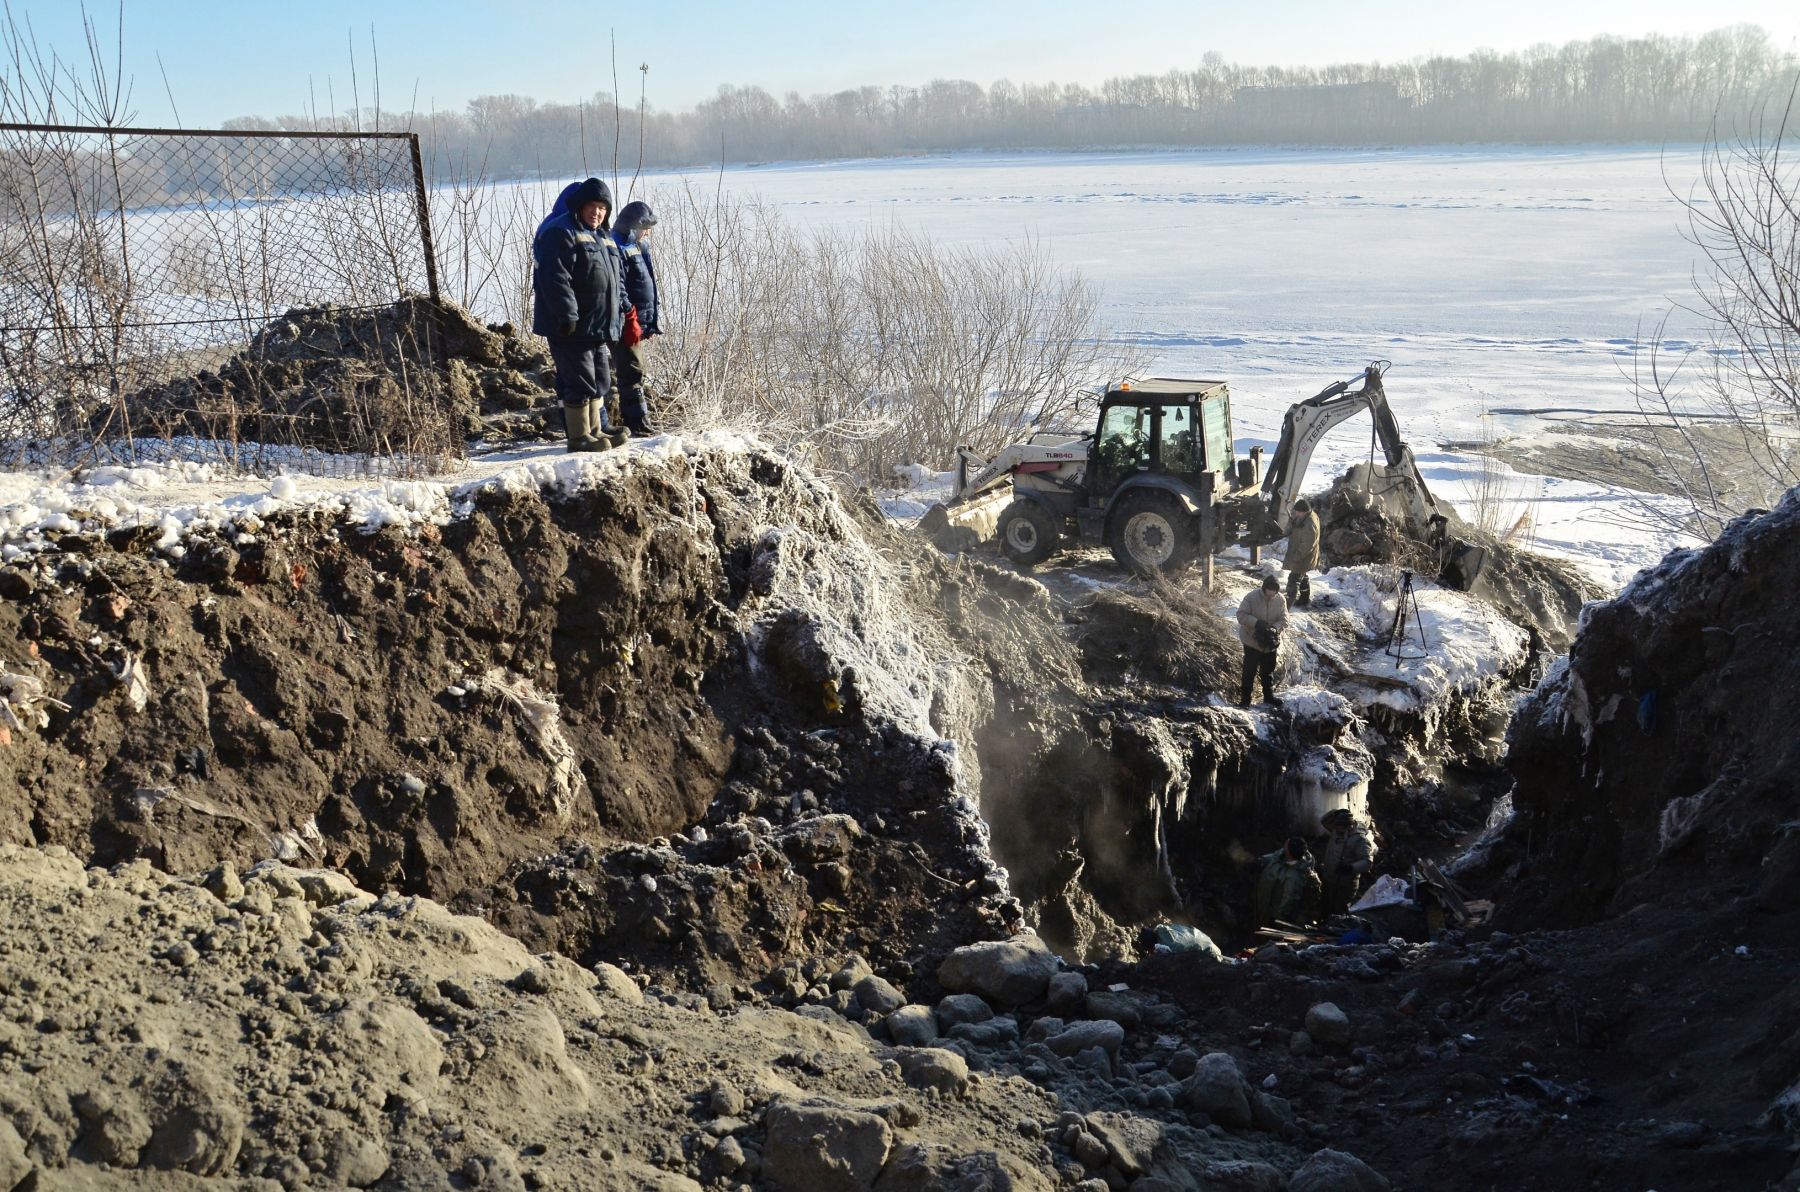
1438, 539, 1489, 592
920, 490, 1011, 553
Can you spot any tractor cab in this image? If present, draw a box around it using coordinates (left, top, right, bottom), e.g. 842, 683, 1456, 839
1086, 379, 1237, 505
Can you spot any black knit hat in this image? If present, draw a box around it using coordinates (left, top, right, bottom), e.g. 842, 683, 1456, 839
570, 177, 614, 227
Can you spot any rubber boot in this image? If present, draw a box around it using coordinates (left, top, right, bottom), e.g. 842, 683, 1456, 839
591, 398, 629, 447
562, 403, 590, 453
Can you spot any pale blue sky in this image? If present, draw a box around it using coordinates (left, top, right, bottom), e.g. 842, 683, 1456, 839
7, 1, 1798, 126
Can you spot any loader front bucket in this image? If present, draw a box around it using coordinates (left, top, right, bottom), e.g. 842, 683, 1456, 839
920, 489, 1012, 554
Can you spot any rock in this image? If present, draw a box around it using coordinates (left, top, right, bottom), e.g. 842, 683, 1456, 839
1305, 1002, 1352, 1048
294, 869, 360, 906
875, 1143, 1014, 1191
708, 1082, 747, 1117
886, 1005, 938, 1047
764, 1099, 893, 1192
328, 1134, 389, 1187
0, 1119, 32, 1189
1071, 1045, 1114, 1079
73, 1090, 152, 1167
1044, 1019, 1125, 1058
1083, 1112, 1161, 1178
202, 863, 243, 903
514, 966, 552, 995
855, 975, 906, 1015
1168, 1049, 1200, 1079
934, 993, 995, 1029
1183, 1053, 1252, 1129
1082, 990, 1142, 1028
1289, 1030, 1316, 1057
1251, 1090, 1296, 1135
1070, 1129, 1109, 1170
1200, 1159, 1287, 1192
1288, 1148, 1391, 1192
1046, 969, 1088, 1014
712, 1136, 746, 1175
593, 962, 643, 1005
831, 956, 874, 992
897, 1048, 970, 1096
937, 936, 1059, 1007
947, 1018, 1019, 1048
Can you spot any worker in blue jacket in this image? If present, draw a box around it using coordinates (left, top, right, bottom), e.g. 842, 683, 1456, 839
532, 177, 630, 452
609, 200, 661, 436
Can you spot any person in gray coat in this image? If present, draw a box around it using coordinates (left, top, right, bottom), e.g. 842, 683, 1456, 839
1236, 574, 1289, 707
1285, 497, 1321, 607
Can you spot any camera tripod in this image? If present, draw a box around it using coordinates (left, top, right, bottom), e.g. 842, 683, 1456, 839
1385, 568, 1430, 663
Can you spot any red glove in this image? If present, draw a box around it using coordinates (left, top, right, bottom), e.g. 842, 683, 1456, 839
621, 308, 643, 346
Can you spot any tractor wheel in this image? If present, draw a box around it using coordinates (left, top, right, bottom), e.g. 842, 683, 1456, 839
1108, 491, 1196, 575
998, 500, 1059, 566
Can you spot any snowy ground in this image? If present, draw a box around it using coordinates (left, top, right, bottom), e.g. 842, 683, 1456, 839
705, 146, 1717, 588
0, 435, 724, 562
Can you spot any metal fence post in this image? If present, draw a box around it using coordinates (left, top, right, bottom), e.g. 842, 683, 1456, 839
407, 133, 441, 304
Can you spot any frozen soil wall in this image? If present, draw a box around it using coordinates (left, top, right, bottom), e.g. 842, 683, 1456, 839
0, 440, 1059, 992
1503, 486, 1800, 925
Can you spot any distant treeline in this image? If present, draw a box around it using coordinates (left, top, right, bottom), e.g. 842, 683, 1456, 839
213, 24, 1794, 177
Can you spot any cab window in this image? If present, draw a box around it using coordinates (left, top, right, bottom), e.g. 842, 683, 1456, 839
1157, 403, 1200, 473
1096, 404, 1150, 466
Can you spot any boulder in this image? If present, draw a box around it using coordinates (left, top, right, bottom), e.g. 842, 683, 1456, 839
1288, 1148, 1391, 1192
593, 962, 643, 1005
885, 1004, 938, 1047
765, 1099, 894, 1192
1044, 1020, 1125, 1058
1082, 1112, 1161, 1178
855, 975, 907, 1016
1082, 990, 1142, 1028
897, 1048, 970, 1097
936, 936, 1059, 1007
1046, 970, 1088, 1014
934, 993, 995, 1029
1183, 1053, 1252, 1129
1304, 1002, 1352, 1048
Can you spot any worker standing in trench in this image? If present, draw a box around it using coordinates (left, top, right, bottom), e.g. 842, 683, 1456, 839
1285, 497, 1321, 607
1236, 574, 1288, 707
1320, 807, 1377, 915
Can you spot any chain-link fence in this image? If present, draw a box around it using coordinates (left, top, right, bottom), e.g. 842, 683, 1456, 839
0, 123, 469, 476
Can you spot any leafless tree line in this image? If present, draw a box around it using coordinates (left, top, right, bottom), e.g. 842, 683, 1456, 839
209, 25, 1798, 187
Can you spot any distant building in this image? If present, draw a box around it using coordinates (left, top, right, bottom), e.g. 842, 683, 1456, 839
1231, 81, 1411, 139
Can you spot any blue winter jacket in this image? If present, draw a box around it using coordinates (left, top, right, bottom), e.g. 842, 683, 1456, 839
535, 181, 583, 241
531, 178, 628, 344
612, 201, 660, 335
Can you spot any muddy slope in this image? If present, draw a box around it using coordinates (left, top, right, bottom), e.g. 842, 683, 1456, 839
0, 442, 1068, 990
1502, 484, 1800, 925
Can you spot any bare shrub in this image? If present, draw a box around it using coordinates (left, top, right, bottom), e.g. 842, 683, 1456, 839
1630, 84, 1800, 539
642, 179, 1133, 480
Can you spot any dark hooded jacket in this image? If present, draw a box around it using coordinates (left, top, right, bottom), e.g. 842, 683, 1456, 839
532, 177, 628, 343
535, 180, 583, 241
611, 201, 660, 335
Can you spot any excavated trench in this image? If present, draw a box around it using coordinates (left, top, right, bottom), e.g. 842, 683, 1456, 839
0, 437, 1583, 998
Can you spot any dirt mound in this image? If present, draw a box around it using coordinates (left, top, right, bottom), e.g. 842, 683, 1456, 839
121, 297, 552, 457
0, 440, 1042, 991
1502, 485, 1800, 926
0, 847, 1316, 1189
1071, 575, 1240, 695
